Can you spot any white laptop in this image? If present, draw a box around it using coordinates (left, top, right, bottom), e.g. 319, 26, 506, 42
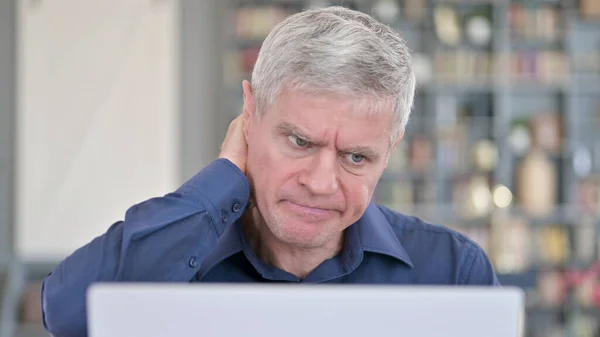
87, 283, 524, 337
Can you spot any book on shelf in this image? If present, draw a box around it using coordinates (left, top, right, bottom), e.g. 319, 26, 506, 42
509, 4, 561, 43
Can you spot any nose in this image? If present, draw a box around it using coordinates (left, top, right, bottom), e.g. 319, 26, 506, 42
298, 151, 339, 196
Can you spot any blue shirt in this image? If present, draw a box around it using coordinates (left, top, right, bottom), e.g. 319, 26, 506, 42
41, 158, 500, 337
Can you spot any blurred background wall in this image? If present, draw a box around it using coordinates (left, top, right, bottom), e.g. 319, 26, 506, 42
1, 0, 600, 336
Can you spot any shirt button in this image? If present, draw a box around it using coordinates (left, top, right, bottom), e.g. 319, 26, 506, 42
232, 202, 242, 213
188, 257, 198, 268
221, 213, 228, 223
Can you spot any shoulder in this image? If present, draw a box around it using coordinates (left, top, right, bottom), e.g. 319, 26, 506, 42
375, 204, 479, 249
375, 204, 500, 285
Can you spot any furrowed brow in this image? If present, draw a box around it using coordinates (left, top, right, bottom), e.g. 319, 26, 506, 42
276, 122, 316, 143
343, 146, 381, 161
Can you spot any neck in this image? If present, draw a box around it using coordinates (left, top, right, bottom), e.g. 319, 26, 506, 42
242, 207, 344, 279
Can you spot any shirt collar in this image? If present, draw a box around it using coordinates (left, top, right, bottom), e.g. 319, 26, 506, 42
198, 201, 413, 279
355, 202, 413, 268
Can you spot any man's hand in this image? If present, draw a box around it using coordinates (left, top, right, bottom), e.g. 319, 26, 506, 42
219, 114, 248, 174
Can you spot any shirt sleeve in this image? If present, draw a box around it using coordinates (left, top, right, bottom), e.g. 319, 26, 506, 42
460, 245, 501, 286
41, 158, 250, 337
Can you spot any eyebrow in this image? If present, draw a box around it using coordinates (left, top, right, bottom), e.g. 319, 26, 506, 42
276, 122, 318, 144
276, 122, 382, 160
343, 146, 381, 161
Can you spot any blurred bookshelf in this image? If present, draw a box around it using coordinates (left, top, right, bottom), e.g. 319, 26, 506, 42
224, 0, 600, 336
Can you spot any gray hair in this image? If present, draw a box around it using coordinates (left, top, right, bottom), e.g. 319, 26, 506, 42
251, 6, 416, 143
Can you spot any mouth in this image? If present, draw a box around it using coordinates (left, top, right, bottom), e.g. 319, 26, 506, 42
281, 200, 335, 220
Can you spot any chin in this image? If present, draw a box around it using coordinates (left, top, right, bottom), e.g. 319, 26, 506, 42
268, 213, 341, 248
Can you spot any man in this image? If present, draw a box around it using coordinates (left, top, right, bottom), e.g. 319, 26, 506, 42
42, 6, 500, 337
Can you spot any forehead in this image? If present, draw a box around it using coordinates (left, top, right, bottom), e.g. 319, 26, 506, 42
265, 90, 395, 145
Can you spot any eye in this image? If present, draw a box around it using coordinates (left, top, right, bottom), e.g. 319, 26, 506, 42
347, 153, 365, 164
289, 135, 309, 147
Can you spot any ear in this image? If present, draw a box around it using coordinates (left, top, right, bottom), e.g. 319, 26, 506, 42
384, 129, 405, 167
242, 80, 256, 139
391, 129, 405, 150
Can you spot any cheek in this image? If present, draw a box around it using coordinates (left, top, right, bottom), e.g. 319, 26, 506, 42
248, 125, 275, 167
342, 176, 377, 215
248, 136, 293, 197
249, 126, 283, 165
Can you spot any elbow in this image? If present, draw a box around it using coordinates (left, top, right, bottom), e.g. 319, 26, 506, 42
42, 274, 89, 337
